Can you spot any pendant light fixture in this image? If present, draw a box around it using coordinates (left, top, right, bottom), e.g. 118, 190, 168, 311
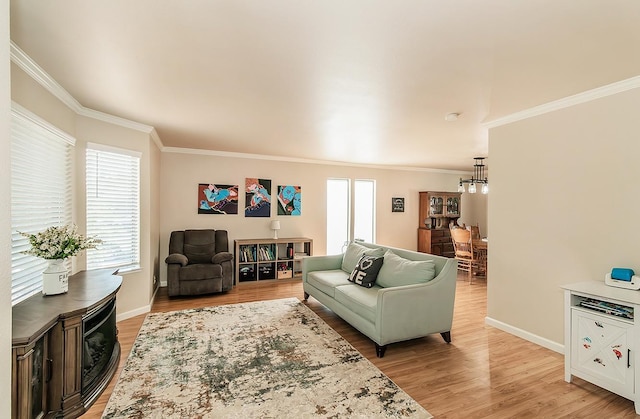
458, 157, 488, 194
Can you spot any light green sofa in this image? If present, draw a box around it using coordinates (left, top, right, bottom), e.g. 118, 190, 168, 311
302, 241, 457, 357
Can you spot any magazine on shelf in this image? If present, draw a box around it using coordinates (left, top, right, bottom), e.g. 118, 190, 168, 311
579, 298, 634, 319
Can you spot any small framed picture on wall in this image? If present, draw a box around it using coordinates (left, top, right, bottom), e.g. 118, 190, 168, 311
392, 197, 404, 212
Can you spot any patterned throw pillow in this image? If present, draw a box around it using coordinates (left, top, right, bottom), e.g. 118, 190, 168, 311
348, 255, 384, 288
341, 242, 385, 273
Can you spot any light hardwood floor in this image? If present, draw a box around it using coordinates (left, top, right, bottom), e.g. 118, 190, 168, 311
84, 275, 639, 418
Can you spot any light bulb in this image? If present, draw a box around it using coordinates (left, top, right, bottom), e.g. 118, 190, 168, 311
457, 183, 465, 193
468, 183, 476, 194
481, 183, 489, 194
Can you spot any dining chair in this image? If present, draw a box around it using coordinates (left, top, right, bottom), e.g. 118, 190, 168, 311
469, 225, 481, 240
468, 225, 487, 277
450, 226, 477, 283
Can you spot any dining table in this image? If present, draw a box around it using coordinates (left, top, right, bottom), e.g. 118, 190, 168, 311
473, 237, 488, 250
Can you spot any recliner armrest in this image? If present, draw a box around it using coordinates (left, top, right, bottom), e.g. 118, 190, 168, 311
212, 252, 233, 264
165, 253, 188, 266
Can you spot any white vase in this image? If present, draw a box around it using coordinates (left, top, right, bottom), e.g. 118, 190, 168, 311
42, 259, 69, 296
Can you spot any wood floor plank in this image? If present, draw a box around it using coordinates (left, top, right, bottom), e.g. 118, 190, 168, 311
82, 274, 638, 418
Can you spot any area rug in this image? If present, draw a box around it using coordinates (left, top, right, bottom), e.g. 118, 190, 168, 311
102, 297, 432, 418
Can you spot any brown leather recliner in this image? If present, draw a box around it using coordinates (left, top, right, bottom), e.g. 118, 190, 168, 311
165, 229, 233, 296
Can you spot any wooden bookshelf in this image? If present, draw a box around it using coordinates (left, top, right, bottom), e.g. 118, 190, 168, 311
234, 237, 313, 284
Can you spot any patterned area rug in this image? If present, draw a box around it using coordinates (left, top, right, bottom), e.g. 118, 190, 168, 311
103, 297, 432, 418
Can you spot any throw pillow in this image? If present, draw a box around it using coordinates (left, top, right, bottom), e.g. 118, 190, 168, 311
348, 255, 384, 288
341, 242, 385, 273
376, 250, 436, 287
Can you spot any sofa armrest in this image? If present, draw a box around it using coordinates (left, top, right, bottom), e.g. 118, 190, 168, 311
165, 253, 188, 266
213, 251, 233, 264
375, 259, 457, 344
302, 254, 344, 282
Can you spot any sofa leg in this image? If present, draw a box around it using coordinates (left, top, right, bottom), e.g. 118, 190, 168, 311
375, 343, 387, 358
440, 331, 451, 343
303, 292, 309, 301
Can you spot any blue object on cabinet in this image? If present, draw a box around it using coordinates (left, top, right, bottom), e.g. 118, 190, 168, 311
611, 268, 635, 282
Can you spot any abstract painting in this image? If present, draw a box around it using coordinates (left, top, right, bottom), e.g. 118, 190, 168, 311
277, 185, 301, 215
198, 183, 239, 214
245, 178, 271, 217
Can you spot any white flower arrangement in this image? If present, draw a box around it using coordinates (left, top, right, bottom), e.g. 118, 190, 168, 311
20, 224, 102, 260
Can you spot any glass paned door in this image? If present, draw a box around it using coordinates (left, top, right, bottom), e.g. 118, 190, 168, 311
326, 179, 350, 255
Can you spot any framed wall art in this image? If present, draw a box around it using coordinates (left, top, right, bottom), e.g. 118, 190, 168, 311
198, 184, 239, 214
277, 185, 301, 216
392, 197, 405, 212
245, 178, 272, 217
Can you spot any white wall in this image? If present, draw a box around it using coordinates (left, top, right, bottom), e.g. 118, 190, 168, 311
75, 116, 160, 318
460, 192, 488, 236
10, 62, 76, 134
1, 0, 12, 410
487, 87, 640, 348
159, 151, 465, 284
150, 142, 161, 294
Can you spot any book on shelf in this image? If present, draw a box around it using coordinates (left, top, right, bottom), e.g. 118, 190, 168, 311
258, 246, 275, 261
240, 245, 258, 262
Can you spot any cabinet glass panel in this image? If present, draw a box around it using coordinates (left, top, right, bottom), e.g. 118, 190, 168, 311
429, 197, 443, 216
446, 196, 460, 216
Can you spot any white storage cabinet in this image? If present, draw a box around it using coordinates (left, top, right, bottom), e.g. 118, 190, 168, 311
563, 281, 640, 414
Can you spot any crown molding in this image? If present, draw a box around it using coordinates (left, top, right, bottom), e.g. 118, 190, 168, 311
10, 41, 83, 113
163, 146, 466, 174
148, 129, 163, 151
77, 106, 154, 133
10, 41, 164, 149
11, 101, 77, 146
483, 75, 640, 129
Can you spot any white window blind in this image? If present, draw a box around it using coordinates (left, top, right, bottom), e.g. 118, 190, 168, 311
11, 104, 74, 305
86, 145, 140, 271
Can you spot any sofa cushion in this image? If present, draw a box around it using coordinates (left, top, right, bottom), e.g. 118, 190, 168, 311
334, 284, 379, 323
348, 255, 384, 288
341, 242, 385, 273
307, 269, 351, 298
376, 250, 436, 288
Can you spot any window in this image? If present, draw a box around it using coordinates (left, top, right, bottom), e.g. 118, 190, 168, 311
11, 104, 74, 305
86, 144, 141, 271
326, 178, 376, 255
354, 179, 375, 243
326, 179, 350, 255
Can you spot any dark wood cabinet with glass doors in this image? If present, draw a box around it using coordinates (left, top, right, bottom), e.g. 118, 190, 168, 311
417, 191, 461, 257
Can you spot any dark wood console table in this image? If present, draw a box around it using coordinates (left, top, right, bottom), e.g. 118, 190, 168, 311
12, 269, 122, 419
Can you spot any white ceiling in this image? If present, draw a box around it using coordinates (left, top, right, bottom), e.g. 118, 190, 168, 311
10, 1, 640, 171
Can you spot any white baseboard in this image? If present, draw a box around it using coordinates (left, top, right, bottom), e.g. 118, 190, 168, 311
117, 305, 150, 322
116, 286, 159, 322
484, 316, 564, 354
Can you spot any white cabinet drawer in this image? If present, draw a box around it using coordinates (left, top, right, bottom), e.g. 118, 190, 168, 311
571, 308, 634, 397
